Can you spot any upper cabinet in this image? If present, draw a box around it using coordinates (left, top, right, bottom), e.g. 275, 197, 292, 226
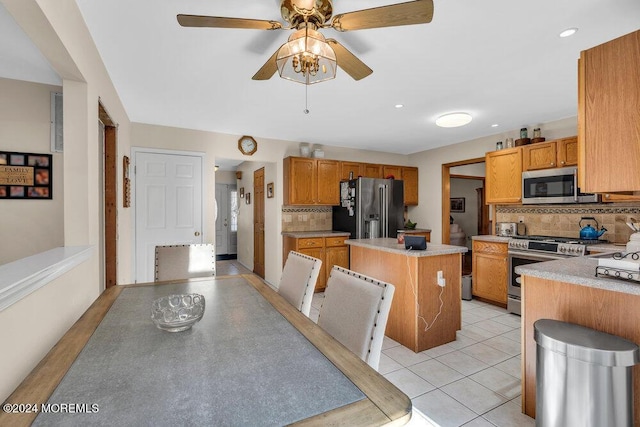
485, 147, 522, 204
283, 157, 340, 205
579, 30, 640, 193
284, 157, 419, 206
522, 136, 578, 171
402, 167, 419, 206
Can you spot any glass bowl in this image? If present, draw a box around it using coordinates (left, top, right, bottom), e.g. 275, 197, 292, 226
151, 293, 205, 332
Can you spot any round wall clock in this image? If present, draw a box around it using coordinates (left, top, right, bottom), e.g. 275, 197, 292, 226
238, 135, 257, 156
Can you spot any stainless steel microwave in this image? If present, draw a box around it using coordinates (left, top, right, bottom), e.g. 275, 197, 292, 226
522, 167, 600, 204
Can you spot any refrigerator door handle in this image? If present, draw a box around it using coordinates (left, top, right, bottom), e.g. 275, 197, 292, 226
381, 184, 389, 238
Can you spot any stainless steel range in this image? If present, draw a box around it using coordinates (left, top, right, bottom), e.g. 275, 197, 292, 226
507, 235, 607, 315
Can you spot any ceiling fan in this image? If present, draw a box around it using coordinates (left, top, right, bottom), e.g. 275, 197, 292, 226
177, 0, 434, 84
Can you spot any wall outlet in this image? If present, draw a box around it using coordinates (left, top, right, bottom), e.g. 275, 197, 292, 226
437, 270, 445, 287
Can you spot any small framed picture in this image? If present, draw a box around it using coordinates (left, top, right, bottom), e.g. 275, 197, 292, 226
239, 187, 244, 198
267, 182, 274, 198
246, 193, 251, 204
450, 197, 465, 213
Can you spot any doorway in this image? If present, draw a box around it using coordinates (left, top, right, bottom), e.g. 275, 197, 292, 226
215, 183, 238, 259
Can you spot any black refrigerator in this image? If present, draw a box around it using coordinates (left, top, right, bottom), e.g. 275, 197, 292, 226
332, 177, 404, 239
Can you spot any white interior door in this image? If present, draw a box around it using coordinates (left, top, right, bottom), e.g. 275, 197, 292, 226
134, 151, 203, 283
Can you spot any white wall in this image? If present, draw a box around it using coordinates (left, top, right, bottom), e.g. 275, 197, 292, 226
408, 116, 578, 243
0, 0, 131, 402
0, 77, 64, 264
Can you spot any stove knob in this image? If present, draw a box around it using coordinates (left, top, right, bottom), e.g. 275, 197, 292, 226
560, 247, 566, 253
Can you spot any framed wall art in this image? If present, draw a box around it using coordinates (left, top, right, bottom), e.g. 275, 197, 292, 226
450, 197, 465, 213
0, 151, 53, 199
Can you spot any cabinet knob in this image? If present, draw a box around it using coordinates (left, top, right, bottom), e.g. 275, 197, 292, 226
605, 194, 611, 199
560, 161, 565, 165
550, 162, 555, 166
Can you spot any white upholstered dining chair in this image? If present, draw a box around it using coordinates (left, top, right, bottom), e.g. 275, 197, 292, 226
278, 251, 322, 317
317, 266, 395, 370
154, 244, 216, 282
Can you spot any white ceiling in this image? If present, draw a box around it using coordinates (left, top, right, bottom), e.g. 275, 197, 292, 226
3, 1, 640, 155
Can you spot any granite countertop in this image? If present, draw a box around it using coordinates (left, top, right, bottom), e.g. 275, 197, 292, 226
471, 235, 511, 243
587, 243, 626, 253
345, 238, 468, 258
516, 255, 640, 296
282, 230, 351, 238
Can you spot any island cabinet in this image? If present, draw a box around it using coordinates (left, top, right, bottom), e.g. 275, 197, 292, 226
579, 29, 640, 193
471, 239, 508, 306
522, 136, 578, 171
283, 234, 349, 292
283, 157, 340, 205
347, 239, 466, 352
485, 147, 522, 204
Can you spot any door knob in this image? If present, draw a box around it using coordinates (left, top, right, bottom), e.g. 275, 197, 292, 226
194, 231, 201, 236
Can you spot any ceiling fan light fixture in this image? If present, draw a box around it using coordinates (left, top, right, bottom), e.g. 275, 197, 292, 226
436, 112, 473, 128
276, 26, 337, 85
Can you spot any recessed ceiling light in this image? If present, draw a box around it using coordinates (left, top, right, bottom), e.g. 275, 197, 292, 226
395, 104, 404, 109
559, 27, 578, 38
491, 124, 499, 128
436, 112, 473, 128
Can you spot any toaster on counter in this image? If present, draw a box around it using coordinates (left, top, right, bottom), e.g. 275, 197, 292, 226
496, 222, 517, 237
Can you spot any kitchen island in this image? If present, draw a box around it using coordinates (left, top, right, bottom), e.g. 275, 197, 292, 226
346, 238, 467, 352
516, 255, 640, 423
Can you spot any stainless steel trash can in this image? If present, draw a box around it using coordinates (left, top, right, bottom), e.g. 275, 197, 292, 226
461, 275, 472, 300
534, 319, 640, 427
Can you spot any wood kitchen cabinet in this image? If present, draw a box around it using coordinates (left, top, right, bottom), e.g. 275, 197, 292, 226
485, 147, 522, 204
283, 235, 349, 292
402, 167, 419, 206
522, 136, 578, 171
340, 161, 363, 181
284, 157, 419, 206
283, 157, 340, 205
578, 30, 640, 193
362, 164, 383, 178
472, 239, 508, 306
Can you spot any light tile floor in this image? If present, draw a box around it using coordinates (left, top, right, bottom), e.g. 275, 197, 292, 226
216, 260, 253, 276
310, 294, 535, 427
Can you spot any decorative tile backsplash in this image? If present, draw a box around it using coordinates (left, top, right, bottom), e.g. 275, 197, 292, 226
496, 203, 640, 244
282, 206, 333, 232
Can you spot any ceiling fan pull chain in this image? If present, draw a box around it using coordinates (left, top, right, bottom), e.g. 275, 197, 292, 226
303, 84, 310, 114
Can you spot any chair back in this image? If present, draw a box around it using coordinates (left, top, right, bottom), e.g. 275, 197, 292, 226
278, 251, 322, 317
154, 244, 216, 281
317, 266, 395, 370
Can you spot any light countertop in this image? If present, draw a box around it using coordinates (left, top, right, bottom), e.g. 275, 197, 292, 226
516, 255, 640, 296
345, 238, 468, 257
471, 235, 511, 243
282, 231, 351, 238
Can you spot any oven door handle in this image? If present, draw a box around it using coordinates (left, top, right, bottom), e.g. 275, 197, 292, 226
508, 250, 566, 261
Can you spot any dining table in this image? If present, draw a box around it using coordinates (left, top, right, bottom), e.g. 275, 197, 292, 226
0, 274, 412, 426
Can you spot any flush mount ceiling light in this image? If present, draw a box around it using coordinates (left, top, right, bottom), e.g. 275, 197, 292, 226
559, 27, 578, 38
491, 124, 499, 128
395, 104, 404, 109
436, 112, 473, 128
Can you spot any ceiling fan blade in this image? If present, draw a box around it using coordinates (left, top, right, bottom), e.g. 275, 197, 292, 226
327, 39, 372, 81
177, 14, 282, 30
252, 49, 280, 80
329, 0, 433, 32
